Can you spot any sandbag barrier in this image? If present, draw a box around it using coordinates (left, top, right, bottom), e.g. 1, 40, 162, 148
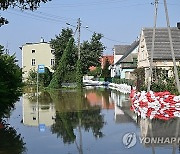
109, 83, 131, 94
130, 90, 180, 120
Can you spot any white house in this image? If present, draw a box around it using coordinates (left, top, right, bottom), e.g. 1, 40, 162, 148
111, 41, 139, 79
111, 45, 131, 77
21, 38, 55, 81
114, 40, 139, 79
137, 27, 180, 82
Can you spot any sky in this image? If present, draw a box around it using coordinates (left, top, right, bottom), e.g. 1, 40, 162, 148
0, 0, 179, 66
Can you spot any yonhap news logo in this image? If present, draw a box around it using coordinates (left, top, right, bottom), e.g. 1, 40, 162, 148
122, 132, 137, 148
122, 132, 180, 149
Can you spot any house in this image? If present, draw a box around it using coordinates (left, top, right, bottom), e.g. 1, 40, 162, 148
111, 44, 131, 77
89, 55, 114, 71
138, 26, 180, 82
21, 38, 55, 81
101, 55, 114, 69
115, 40, 139, 80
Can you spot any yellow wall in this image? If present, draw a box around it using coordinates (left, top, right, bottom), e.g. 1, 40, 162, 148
22, 42, 54, 80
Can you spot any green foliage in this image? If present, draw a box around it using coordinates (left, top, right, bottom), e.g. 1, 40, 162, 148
0, 45, 22, 118
49, 90, 105, 144
101, 58, 110, 78
50, 28, 77, 70
0, 45, 22, 98
26, 68, 37, 85
76, 59, 83, 88
63, 71, 76, 83
49, 38, 75, 89
26, 67, 52, 87
81, 33, 105, 74
0, 121, 26, 153
49, 30, 105, 89
87, 66, 102, 77
151, 68, 179, 95
39, 67, 52, 87
0, 16, 8, 27
134, 67, 180, 94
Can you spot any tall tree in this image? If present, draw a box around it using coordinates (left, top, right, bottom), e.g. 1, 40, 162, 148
0, 0, 50, 26
81, 33, 105, 74
49, 38, 75, 89
50, 28, 77, 70
102, 58, 111, 78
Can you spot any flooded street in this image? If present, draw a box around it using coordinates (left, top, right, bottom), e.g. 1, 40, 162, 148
1, 87, 180, 154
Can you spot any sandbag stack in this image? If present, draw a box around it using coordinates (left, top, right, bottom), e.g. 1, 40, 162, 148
130, 90, 180, 120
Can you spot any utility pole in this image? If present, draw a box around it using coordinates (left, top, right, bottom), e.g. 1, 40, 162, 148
163, 0, 180, 93
147, 0, 159, 92
77, 18, 81, 60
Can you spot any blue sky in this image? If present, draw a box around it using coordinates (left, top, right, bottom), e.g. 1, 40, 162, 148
0, 0, 179, 66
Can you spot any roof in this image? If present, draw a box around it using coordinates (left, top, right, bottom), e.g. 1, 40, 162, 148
121, 53, 137, 63
143, 27, 180, 60
101, 55, 114, 68
115, 40, 139, 64
114, 45, 131, 55
22, 42, 49, 46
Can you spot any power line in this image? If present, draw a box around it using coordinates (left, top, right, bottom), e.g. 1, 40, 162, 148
41, 0, 129, 8
7, 8, 74, 24
83, 26, 129, 44
40, 1, 150, 10
33, 10, 77, 23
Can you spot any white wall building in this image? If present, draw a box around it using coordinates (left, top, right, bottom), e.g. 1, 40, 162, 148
111, 45, 131, 77
21, 38, 55, 81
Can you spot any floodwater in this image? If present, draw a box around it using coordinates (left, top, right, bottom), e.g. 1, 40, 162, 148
1, 87, 180, 154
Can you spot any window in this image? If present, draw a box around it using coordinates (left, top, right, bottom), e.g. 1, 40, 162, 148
51, 59, 55, 66
51, 50, 55, 54
32, 49, 35, 53
32, 59, 36, 66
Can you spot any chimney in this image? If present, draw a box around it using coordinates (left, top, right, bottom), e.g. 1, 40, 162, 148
40, 37, 45, 43
177, 22, 180, 30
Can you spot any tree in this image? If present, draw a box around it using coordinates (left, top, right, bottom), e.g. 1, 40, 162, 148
0, 45, 22, 118
101, 58, 111, 78
81, 33, 105, 74
0, 0, 50, 26
49, 38, 75, 89
0, 45, 22, 98
50, 28, 77, 70
88, 66, 102, 77
0, 122, 26, 154
26, 67, 52, 87
76, 59, 83, 88
50, 90, 105, 144
39, 67, 52, 87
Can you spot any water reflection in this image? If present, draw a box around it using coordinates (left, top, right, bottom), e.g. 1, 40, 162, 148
23, 88, 115, 153
140, 119, 180, 149
0, 94, 26, 154
21, 88, 180, 153
0, 122, 26, 154
111, 89, 180, 153
23, 89, 114, 127
23, 92, 55, 127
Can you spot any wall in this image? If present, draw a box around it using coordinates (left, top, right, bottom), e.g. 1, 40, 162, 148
22, 42, 54, 80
